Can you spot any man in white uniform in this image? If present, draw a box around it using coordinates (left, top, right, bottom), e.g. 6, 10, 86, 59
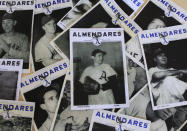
0, 13, 29, 64
79, 49, 117, 105
35, 15, 61, 68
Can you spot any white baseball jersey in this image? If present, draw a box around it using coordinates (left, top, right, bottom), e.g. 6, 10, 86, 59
0, 32, 29, 62
79, 63, 117, 105
35, 34, 61, 67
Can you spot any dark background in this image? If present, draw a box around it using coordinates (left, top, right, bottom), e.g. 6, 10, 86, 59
54, 4, 131, 59
143, 39, 187, 70
23, 75, 65, 128
135, 1, 180, 30
0, 71, 18, 100
92, 122, 131, 131
0, 10, 33, 40
0, 10, 33, 69
115, 0, 134, 16
32, 8, 71, 71
73, 42, 126, 105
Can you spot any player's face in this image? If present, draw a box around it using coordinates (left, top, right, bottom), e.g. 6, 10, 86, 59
154, 53, 168, 66
93, 53, 104, 65
43, 19, 56, 34
147, 18, 166, 30
2, 19, 16, 33
43, 90, 58, 113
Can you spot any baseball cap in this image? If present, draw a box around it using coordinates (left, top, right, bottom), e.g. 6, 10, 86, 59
41, 15, 56, 26
91, 49, 106, 56
153, 48, 165, 58
2, 13, 15, 20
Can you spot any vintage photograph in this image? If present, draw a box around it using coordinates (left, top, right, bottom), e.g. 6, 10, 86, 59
134, 1, 181, 30
0, 59, 23, 101
70, 28, 128, 110
118, 86, 187, 131
126, 56, 147, 98
52, 3, 131, 59
58, 0, 100, 30
32, 8, 71, 71
0, 10, 33, 72
51, 77, 93, 131
23, 75, 65, 131
0, 71, 18, 100
142, 39, 187, 109
0, 116, 32, 131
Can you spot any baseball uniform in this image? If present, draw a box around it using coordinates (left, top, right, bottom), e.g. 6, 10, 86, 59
0, 32, 29, 62
79, 63, 117, 105
35, 34, 61, 67
149, 67, 187, 106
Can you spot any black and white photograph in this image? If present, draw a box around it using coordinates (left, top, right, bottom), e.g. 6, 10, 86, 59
0, 10, 34, 72
89, 110, 151, 131
126, 55, 147, 99
51, 3, 131, 60
23, 75, 65, 131
57, 0, 100, 30
0, 71, 18, 100
50, 73, 93, 131
134, 0, 181, 30
118, 86, 187, 131
0, 100, 35, 131
0, 59, 23, 100
70, 28, 128, 110
0, 116, 32, 131
142, 40, 187, 109
32, 7, 71, 71
126, 0, 183, 67
138, 24, 187, 110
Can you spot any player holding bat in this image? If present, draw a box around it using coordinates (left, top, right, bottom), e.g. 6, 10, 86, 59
79, 49, 117, 105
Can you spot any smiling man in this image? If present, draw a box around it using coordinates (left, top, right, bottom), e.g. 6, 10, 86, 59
79, 49, 117, 105
0, 13, 29, 64
35, 15, 61, 68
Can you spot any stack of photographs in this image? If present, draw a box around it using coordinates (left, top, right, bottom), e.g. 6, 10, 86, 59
0, 0, 187, 131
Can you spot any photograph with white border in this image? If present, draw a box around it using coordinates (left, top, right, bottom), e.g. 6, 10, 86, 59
0, 59, 23, 100
70, 28, 128, 110
0, 0, 34, 73
57, 0, 100, 30
89, 110, 151, 131
139, 24, 187, 110
20, 59, 68, 131
0, 100, 35, 131
32, 0, 72, 71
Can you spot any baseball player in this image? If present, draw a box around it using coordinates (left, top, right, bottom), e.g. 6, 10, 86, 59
39, 87, 59, 131
0, 13, 29, 63
79, 49, 117, 105
35, 15, 61, 68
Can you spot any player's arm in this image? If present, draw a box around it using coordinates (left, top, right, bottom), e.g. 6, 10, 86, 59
102, 65, 117, 91
78, 68, 100, 95
0, 37, 9, 56
151, 70, 182, 82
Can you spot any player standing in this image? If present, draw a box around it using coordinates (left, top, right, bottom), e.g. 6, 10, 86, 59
79, 49, 117, 105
